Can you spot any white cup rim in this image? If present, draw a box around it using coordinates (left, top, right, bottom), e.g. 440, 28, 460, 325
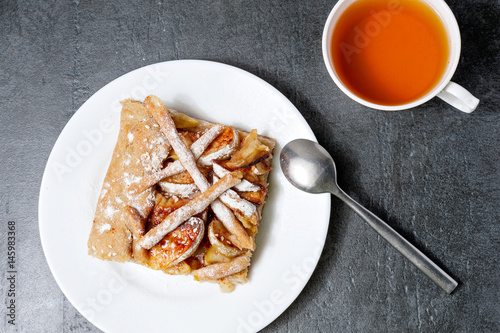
322, 0, 462, 111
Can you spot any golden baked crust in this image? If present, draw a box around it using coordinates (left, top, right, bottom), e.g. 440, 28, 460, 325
88, 96, 275, 292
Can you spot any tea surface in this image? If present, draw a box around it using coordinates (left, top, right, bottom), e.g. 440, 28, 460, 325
331, 0, 449, 105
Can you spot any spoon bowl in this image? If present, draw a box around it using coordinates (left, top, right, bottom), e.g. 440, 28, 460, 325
280, 138, 458, 294
280, 139, 338, 194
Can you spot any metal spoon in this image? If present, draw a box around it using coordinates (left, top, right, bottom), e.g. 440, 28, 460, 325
280, 138, 458, 294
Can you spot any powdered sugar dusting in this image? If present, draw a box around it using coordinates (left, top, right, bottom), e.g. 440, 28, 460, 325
98, 223, 111, 234
219, 190, 256, 218
198, 128, 239, 166
214, 175, 256, 218
104, 205, 117, 218
140, 174, 241, 249
130, 125, 224, 195
123, 172, 142, 186
191, 124, 224, 158
169, 217, 205, 266
211, 200, 237, 229
213, 163, 260, 192
193, 255, 250, 280
159, 182, 199, 198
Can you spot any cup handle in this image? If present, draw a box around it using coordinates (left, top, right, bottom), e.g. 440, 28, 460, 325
436, 81, 479, 113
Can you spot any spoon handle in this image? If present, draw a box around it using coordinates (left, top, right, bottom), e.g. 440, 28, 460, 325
334, 188, 458, 294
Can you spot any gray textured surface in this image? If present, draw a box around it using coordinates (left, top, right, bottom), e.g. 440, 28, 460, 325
1, 0, 499, 332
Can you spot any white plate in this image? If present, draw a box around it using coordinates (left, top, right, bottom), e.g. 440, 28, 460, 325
39, 60, 331, 333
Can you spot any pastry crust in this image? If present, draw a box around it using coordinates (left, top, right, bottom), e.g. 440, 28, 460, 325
87, 100, 170, 262
88, 96, 275, 291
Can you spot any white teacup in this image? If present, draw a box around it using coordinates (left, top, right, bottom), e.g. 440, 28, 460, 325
322, 0, 479, 113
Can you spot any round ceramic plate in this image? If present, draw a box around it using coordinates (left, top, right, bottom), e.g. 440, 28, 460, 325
39, 60, 331, 333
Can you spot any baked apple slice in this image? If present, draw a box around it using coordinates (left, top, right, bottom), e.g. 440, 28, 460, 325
148, 217, 205, 270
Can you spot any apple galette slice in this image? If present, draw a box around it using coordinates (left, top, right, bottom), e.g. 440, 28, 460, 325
88, 95, 275, 292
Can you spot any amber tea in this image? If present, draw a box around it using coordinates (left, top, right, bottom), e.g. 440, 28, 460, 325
331, 0, 450, 106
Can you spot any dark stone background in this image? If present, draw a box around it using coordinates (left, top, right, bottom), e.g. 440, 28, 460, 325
0, 0, 498, 332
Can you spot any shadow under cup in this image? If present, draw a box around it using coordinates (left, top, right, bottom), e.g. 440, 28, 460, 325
322, 0, 463, 111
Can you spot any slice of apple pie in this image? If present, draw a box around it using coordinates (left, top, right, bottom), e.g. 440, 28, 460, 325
87, 95, 275, 292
